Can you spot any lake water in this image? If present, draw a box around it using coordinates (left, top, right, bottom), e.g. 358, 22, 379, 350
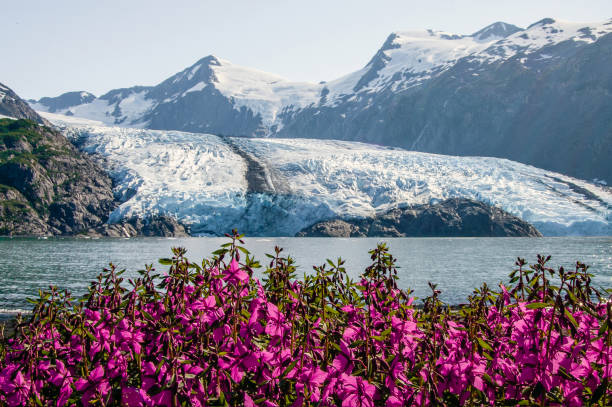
1, 236, 611, 312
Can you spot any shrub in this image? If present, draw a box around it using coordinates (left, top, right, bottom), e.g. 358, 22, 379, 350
0, 231, 610, 406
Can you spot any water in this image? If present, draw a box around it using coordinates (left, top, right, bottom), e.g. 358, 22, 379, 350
0, 236, 611, 311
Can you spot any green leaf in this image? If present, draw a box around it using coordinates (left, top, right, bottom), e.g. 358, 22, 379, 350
280, 359, 298, 379
158, 258, 173, 265
598, 320, 608, 337
563, 309, 578, 328
236, 246, 250, 256
477, 338, 493, 352
526, 302, 549, 309
590, 378, 608, 404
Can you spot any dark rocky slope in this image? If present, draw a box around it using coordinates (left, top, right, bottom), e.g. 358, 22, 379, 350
277, 31, 612, 184
297, 198, 542, 237
0, 83, 189, 236
0, 82, 50, 126
0, 118, 116, 235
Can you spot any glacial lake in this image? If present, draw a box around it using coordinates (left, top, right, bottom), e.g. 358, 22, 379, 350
0, 236, 611, 312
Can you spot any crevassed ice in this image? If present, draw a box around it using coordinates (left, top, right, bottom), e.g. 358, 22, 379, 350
45, 113, 612, 236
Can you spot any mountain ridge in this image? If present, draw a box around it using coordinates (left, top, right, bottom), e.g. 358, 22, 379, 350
29, 17, 612, 183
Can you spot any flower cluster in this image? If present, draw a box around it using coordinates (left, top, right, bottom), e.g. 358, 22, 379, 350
0, 233, 611, 406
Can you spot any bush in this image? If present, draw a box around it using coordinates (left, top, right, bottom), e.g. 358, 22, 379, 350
0, 231, 611, 406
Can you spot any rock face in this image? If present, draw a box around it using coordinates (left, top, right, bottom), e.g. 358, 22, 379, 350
276, 23, 612, 184
0, 118, 116, 235
296, 199, 542, 237
33, 91, 95, 113
0, 82, 50, 125
84, 216, 190, 238
0, 83, 190, 237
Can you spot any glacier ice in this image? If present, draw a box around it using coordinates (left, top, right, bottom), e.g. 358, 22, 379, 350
45, 112, 612, 237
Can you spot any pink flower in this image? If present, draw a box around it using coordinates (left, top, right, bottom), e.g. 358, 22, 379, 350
265, 303, 285, 337
50, 360, 73, 407
340, 374, 376, 407
224, 259, 249, 286
74, 365, 110, 405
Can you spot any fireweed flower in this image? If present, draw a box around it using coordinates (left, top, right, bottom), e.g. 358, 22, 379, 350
2, 247, 612, 406
224, 258, 249, 286
339, 373, 377, 407
74, 365, 110, 405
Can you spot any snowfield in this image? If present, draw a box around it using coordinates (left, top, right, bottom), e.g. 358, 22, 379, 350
44, 112, 612, 236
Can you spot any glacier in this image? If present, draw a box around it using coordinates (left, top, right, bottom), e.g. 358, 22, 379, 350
44, 112, 612, 237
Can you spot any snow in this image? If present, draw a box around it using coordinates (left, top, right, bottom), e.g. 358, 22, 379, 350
0, 114, 16, 120
52, 117, 247, 235
114, 90, 155, 126
209, 57, 321, 125
323, 29, 510, 104
29, 18, 612, 133
46, 113, 612, 236
184, 81, 207, 95
234, 138, 612, 236
38, 111, 106, 126
477, 18, 612, 64
33, 91, 154, 128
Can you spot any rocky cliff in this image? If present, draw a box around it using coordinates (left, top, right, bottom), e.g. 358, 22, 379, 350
0, 83, 189, 237
297, 198, 542, 237
0, 118, 116, 235
0, 83, 50, 126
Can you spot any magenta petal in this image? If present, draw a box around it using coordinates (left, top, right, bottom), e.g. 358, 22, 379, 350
242, 354, 259, 370
244, 393, 256, 407
89, 365, 105, 382
121, 387, 143, 407
57, 384, 73, 407
74, 377, 89, 392
151, 389, 172, 407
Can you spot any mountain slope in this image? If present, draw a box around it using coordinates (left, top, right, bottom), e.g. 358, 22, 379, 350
1, 82, 50, 125
31, 18, 612, 183
0, 117, 116, 235
48, 113, 612, 237
275, 18, 612, 184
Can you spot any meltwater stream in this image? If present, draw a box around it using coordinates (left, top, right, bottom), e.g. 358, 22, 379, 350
0, 236, 611, 312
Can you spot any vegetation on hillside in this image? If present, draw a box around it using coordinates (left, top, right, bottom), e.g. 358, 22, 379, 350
0, 118, 116, 235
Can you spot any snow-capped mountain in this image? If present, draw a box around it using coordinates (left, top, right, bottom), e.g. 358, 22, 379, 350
30, 21, 521, 131
31, 18, 612, 183
31, 55, 322, 136
46, 112, 612, 237
29, 91, 95, 113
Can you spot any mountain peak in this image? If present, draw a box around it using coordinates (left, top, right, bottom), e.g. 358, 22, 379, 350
527, 18, 556, 29
36, 91, 96, 112
195, 55, 222, 67
0, 82, 50, 125
471, 21, 522, 42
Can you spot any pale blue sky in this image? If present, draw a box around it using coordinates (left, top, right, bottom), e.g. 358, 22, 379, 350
3, 0, 612, 99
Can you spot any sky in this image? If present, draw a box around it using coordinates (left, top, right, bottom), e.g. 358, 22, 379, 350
3, 0, 612, 100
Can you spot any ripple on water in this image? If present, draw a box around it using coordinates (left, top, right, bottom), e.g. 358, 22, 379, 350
0, 236, 611, 310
